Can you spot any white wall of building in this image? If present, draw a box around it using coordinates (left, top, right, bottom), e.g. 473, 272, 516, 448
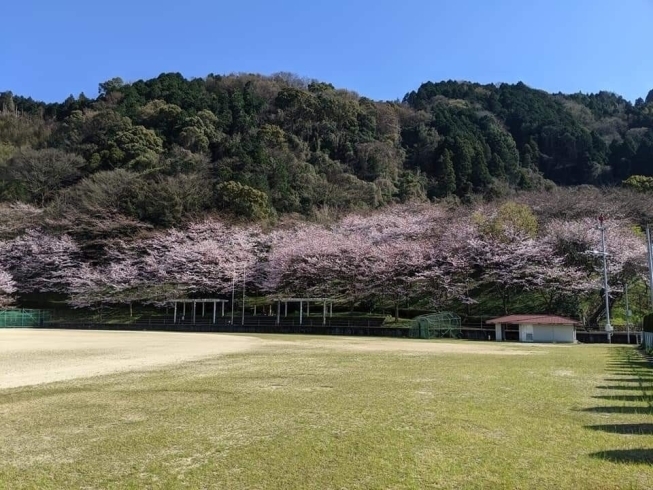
519, 324, 575, 343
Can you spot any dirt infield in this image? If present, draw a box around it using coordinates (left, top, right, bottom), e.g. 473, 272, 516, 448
0, 329, 262, 389
0, 329, 543, 389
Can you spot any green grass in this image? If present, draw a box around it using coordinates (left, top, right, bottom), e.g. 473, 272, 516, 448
2, 339, 653, 489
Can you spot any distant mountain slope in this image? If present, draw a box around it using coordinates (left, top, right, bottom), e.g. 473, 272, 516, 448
1, 73, 652, 227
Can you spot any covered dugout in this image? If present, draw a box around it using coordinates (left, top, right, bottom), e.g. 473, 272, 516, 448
488, 315, 578, 343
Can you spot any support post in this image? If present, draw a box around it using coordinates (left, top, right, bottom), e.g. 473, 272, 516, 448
276, 300, 280, 325
330, 302, 333, 318
202, 302, 205, 317
173, 302, 177, 323
285, 301, 288, 317
183, 302, 186, 321
254, 305, 257, 316
222, 301, 225, 317
193, 301, 196, 324
300, 300, 303, 325
495, 323, 503, 342
323, 300, 326, 325
213, 301, 216, 324
307, 302, 310, 317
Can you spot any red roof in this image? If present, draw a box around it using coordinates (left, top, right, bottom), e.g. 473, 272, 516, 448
487, 315, 578, 325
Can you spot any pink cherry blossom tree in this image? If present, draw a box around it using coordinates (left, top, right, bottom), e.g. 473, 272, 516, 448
366, 240, 426, 321
114, 219, 263, 301
544, 217, 648, 324
0, 269, 17, 308
65, 261, 141, 310
0, 229, 80, 294
262, 224, 376, 307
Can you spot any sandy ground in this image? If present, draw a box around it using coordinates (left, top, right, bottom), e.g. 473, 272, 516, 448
0, 330, 544, 389
0, 329, 261, 389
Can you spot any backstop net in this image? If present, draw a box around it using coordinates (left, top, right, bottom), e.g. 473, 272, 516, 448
0, 309, 50, 328
409, 311, 462, 339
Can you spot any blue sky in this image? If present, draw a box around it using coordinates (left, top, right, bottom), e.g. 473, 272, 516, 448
2, 0, 652, 102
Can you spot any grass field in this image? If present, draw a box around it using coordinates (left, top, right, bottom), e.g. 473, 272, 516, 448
2, 331, 653, 489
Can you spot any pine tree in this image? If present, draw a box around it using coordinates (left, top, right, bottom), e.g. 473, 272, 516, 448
436, 149, 457, 196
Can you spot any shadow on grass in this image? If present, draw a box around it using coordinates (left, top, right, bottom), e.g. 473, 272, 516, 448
582, 406, 653, 414
593, 395, 652, 402
586, 424, 653, 435
606, 367, 652, 372
584, 349, 653, 462
590, 449, 653, 464
604, 372, 653, 377
596, 385, 651, 391
604, 378, 653, 383
605, 362, 650, 367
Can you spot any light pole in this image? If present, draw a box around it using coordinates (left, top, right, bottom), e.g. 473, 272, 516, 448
646, 224, 653, 308
241, 268, 246, 326
625, 282, 631, 344
231, 273, 235, 325
597, 215, 613, 336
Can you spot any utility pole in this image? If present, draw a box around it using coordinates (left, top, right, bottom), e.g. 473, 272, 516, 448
598, 216, 613, 339
625, 282, 631, 345
241, 268, 246, 326
647, 224, 653, 308
231, 273, 235, 325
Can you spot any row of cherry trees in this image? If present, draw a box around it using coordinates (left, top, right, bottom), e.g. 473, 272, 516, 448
0, 202, 648, 320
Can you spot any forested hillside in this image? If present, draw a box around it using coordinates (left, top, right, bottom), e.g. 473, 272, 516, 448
2, 73, 653, 321
2, 72, 653, 231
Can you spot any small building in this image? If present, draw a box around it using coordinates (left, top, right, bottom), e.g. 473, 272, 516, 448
487, 315, 578, 343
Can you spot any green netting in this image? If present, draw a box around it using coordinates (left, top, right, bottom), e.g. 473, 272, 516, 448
409, 311, 461, 339
0, 309, 50, 327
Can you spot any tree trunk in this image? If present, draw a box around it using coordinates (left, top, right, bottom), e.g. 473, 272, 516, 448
587, 293, 621, 326
395, 303, 399, 323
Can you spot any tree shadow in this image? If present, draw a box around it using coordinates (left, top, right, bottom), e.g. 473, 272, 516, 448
590, 449, 653, 464
586, 424, 653, 435
581, 406, 653, 414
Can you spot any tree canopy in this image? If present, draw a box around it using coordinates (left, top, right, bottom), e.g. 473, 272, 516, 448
1, 73, 652, 229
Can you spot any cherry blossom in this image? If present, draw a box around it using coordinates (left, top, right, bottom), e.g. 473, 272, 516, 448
0, 269, 17, 308
0, 229, 80, 293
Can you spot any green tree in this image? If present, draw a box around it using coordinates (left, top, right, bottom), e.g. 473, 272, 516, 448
436, 149, 456, 196
623, 175, 653, 193
98, 77, 125, 96
216, 181, 271, 220
4, 148, 84, 205
111, 125, 164, 171
396, 170, 427, 203
476, 201, 539, 239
